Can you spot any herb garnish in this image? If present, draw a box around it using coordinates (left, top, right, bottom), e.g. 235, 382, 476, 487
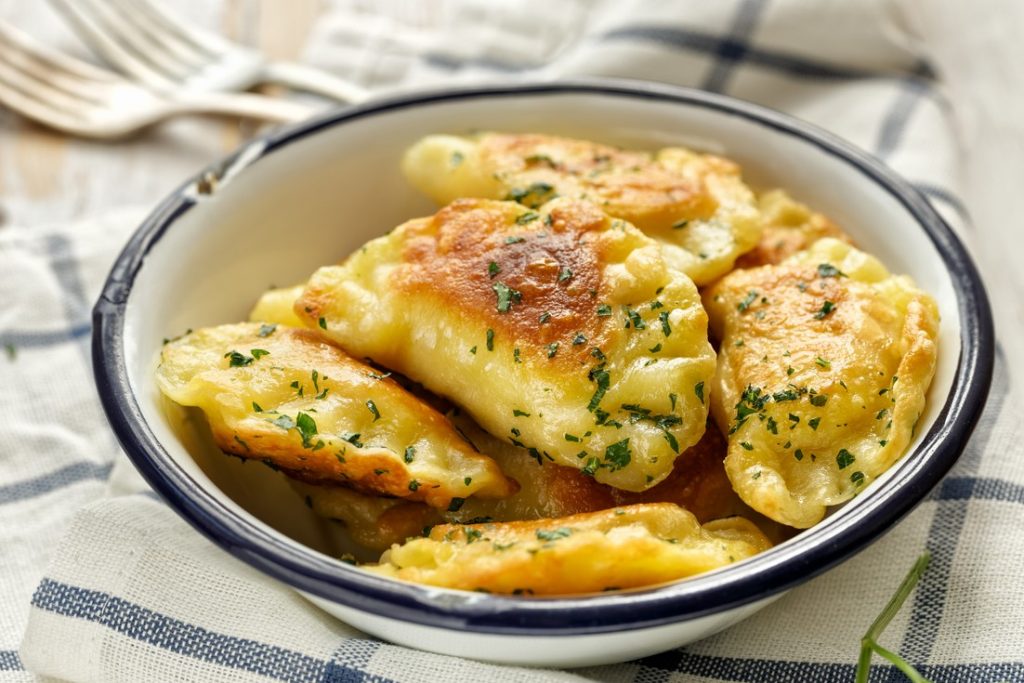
257, 323, 277, 338
366, 400, 380, 421
488, 261, 500, 278
694, 382, 705, 404
604, 438, 632, 470
854, 554, 933, 683
817, 263, 846, 279
814, 300, 836, 320
492, 282, 522, 312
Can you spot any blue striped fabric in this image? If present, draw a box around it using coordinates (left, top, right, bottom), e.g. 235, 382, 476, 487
4, 1, 1018, 681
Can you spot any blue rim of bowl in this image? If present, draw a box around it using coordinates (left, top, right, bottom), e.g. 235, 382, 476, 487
93, 79, 994, 636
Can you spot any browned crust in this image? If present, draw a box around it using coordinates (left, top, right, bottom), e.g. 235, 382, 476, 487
391, 198, 617, 366
479, 133, 719, 227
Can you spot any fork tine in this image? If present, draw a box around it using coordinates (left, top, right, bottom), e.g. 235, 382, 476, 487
122, 0, 232, 57
0, 74, 86, 133
103, 0, 213, 71
0, 22, 119, 103
46, 0, 177, 90
70, 0, 202, 81
0, 21, 120, 84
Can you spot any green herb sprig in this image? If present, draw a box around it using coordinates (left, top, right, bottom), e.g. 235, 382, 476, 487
855, 552, 933, 683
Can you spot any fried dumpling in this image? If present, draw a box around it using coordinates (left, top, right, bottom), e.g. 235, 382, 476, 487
449, 413, 748, 525
364, 503, 772, 595
291, 481, 440, 552
296, 197, 717, 492
401, 133, 762, 284
735, 190, 853, 268
249, 284, 307, 327
704, 238, 939, 528
156, 323, 516, 509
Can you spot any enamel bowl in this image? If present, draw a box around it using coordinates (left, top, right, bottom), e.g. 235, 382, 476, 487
92, 80, 993, 667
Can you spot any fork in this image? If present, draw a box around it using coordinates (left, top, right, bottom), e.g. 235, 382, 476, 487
0, 22, 314, 139
48, 0, 369, 103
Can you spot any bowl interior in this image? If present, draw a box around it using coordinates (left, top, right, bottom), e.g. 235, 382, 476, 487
119, 88, 962, 591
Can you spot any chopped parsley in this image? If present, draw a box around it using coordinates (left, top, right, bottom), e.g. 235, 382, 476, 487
814, 300, 836, 320
515, 211, 540, 225
505, 236, 526, 244
659, 311, 672, 337
851, 471, 865, 486
808, 417, 821, 430
596, 304, 612, 316
817, 263, 846, 278
365, 400, 380, 421
512, 408, 531, 417
408, 480, 420, 492
694, 381, 705, 404
547, 342, 559, 358
564, 433, 580, 442
558, 267, 573, 282
572, 333, 587, 345
625, 308, 646, 329
671, 219, 689, 229
257, 323, 277, 338
488, 261, 500, 278
836, 448, 856, 470
295, 412, 318, 448
486, 328, 495, 351
447, 497, 466, 512
815, 357, 831, 369
587, 367, 610, 412
404, 446, 416, 463
810, 394, 829, 407
737, 290, 759, 312
604, 438, 632, 470
649, 343, 662, 353
536, 528, 572, 541
740, 441, 754, 451
492, 282, 522, 312
539, 312, 551, 324
318, 316, 328, 330
224, 350, 253, 367
252, 402, 263, 413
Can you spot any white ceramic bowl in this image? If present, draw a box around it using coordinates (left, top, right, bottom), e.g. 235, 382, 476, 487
93, 80, 993, 667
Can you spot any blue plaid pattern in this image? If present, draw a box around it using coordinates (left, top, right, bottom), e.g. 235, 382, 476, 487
4, 1, 1018, 681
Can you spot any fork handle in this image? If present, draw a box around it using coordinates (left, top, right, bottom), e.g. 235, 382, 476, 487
172, 90, 316, 123
263, 61, 369, 103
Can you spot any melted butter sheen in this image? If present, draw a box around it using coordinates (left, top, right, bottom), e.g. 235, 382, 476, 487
401, 133, 762, 284
296, 197, 717, 492
704, 238, 940, 528
155, 323, 515, 509
365, 503, 772, 595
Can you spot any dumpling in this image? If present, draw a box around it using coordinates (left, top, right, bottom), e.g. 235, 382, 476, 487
291, 481, 440, 552
249, 284, 307, 327
450, 412, 748, 525
156, 323, 516, 509
704, 238, 940, 528
364, 503, 772, 595
295, 197, 717, 492
735, 190, 853, 268
401, 133, 762, 284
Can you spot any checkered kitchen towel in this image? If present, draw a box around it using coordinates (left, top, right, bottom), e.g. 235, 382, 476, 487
4, 0, 1023, 681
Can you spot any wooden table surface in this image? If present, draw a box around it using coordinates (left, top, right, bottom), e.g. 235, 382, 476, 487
0, 0, 325, 230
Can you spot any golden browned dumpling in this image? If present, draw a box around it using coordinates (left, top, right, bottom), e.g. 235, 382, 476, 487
401, 133, 762, 284
450, 413, 747, 525
736, 190, 853, 268
295, 197, 717, 492
364, 503, 772, 595
291, 481, 440, 551
156, 323, 515, 509
704, 238, 939, 528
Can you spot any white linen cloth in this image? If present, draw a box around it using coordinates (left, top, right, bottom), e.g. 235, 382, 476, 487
3, 1, 1023, 681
